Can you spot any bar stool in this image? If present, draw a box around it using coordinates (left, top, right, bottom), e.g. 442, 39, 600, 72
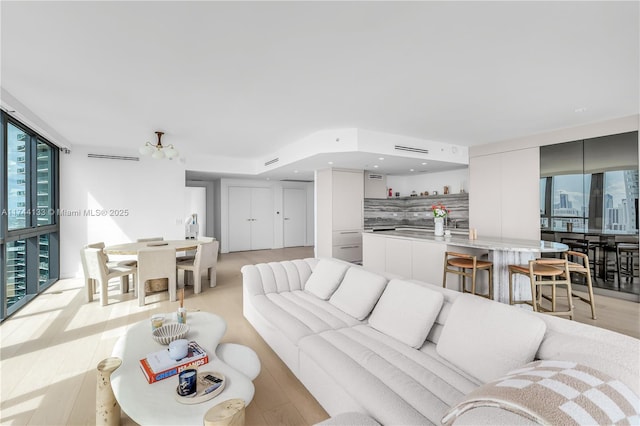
442, 251, 493, 299
561, 237, 598, 279
508, 258, 573, 319
564, 250, 597, 319
616, 241, 639, 284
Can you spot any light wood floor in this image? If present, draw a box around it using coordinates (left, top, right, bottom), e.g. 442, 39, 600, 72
1, 247, 639, 425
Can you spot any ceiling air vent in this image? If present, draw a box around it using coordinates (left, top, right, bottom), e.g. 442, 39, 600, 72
394, 145, 429, 155
87, 154, 139, 161
264, 157, 279, 166
281, 179, 313, 183
368, 173, 384, 180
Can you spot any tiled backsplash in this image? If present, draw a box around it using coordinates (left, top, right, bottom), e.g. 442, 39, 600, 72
364, 193, 469, 229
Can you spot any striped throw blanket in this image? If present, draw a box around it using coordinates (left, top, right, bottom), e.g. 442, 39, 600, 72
442, 360, 640, 425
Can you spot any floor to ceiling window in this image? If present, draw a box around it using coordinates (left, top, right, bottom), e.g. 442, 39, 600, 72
540, 131, 639, 297
1, 112, 60, 320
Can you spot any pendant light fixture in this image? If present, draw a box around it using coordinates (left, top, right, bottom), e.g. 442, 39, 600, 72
139, 131, 179, 160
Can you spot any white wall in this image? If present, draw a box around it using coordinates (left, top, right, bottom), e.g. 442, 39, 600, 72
186, 179, 215, 238
219, 178, 314, 253
469, 115, 639, 240
60, 145, 186, 278
386, 168, 469, 197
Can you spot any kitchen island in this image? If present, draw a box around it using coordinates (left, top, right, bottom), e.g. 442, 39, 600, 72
363, 229, 568, 304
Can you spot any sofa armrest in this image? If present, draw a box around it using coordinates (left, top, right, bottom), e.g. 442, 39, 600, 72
451, 406, 537, 425
241, 264, 267, 297
241, 258, 317, 296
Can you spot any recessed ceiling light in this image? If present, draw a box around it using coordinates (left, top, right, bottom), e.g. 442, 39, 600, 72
373, 165, 379, 168
328, 161, 334, 165
379, 157, 384, 161
294, 170, 299, 174
409, 168, 415, 172
421, 162, 427, 165
574, 107, 587, 113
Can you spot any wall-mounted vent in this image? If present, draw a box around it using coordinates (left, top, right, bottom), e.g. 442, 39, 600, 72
87, 153, 139, 161
368, 173, 384, 180
395, 145, 429, 155
264, 157, 279, 166
281, 179, 313, 183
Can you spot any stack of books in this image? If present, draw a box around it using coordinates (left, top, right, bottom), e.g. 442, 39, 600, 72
139, 341, 208, 384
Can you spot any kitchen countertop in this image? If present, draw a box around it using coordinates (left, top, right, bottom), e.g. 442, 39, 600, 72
365, 229, 568, 253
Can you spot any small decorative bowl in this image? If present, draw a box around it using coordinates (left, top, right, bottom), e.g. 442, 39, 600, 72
152, 323, 189, 345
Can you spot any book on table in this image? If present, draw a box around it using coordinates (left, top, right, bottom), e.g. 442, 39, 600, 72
139, 340, 209, 384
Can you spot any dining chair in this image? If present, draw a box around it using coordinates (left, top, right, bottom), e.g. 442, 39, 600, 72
177, 241, 219, 293
81, 247, 137, 306
86, 242, 136, 268
137, 247, 177, 306
177, 237, 215, 262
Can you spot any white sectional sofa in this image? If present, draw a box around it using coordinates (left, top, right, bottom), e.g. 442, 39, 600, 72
242, 258, 640, 425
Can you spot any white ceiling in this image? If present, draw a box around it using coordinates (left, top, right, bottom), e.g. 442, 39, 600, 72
1, 1, 638, 180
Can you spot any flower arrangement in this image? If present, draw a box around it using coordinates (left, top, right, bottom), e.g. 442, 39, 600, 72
431, 203, 450, 218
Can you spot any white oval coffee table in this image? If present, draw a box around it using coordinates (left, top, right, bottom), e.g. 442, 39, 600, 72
111, 312, 257, 425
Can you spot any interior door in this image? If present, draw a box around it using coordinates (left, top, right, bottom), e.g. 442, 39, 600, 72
283, 188, 306, 247
228, 187, 252, 252
249, 187, 273, 250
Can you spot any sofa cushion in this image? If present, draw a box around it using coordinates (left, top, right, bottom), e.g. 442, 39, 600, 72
250, 290, 362, 344
304, 259, 350, 300
298, 325, 480, 425
436, 293, 546, 383
368, 279, 444, 348
329, 267, 388, 320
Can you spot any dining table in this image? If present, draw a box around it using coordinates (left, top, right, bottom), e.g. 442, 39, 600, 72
104, 239, 200, 256
104, 240, 201, 292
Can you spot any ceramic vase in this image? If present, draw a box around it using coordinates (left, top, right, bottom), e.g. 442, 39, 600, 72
434, 217, 445, 237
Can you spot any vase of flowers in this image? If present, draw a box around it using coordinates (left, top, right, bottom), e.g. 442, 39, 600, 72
432, 203, 449, 237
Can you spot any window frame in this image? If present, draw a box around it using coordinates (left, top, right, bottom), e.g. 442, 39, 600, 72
1, 111, 60, 320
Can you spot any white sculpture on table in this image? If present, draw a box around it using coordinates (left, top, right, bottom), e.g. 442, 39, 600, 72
185, 213, 199, 239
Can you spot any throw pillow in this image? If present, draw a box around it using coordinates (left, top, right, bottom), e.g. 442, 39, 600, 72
304, 259, 350, 300
329, 267, 388, 320
368, 279, 444, 348
436, 293, 546, 383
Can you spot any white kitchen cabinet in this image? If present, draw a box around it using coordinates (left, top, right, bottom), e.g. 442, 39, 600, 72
363, 233, 446, 284
469, 147, 539, 240
316, 169, 364, 262
228, 186, 273, 252
385, 237, 412, 277
364, 171, 387, 199
362, 233, 386, 273
332, 170, 364, 230
411, 240, 446, 284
